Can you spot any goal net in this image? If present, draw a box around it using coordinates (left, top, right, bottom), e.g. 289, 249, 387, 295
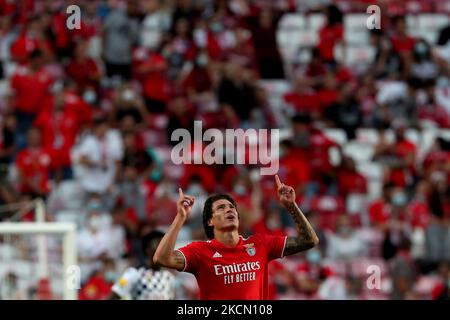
0, 199, 77, 300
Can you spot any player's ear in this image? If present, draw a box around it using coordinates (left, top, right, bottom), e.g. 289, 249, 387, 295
207, 218, 213, 227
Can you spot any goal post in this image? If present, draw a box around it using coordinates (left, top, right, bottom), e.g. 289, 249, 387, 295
0, 222, 78, 300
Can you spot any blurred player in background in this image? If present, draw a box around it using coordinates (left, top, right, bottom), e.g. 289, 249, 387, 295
153, 175, 319, 299
109, 230, 175, 300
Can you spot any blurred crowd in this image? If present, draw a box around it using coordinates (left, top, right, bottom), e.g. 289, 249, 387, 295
0, 0, 450, 300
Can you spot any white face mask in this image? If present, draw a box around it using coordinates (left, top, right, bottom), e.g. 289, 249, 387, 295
306, 249, 321, 264
187, 183, 203, 196
83, 90, 97, 104
196, 54, 209, 67
392, 192, 407, 207
233, 184, 247, 196
89, 215, 101, 230
194, 29, 207, 48
122, 89, 135, 101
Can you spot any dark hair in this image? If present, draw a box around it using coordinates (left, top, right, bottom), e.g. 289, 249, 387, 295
202, 194, 237, 239
141, 230, 165, 253
326, 4, 343, 26
29, 49, 43, 60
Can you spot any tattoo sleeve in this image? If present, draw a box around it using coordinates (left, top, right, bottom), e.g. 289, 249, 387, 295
173, 250, 186, 271
283, 202, 319, 256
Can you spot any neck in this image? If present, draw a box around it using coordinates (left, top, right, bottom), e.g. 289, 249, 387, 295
214, 230, 240, 247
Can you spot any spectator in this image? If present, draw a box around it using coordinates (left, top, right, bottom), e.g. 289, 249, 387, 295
284, 76, 321, 119
72, 117, 124, 196
317, 4, 344, 66
79, 259, 115, 300
165, 18, 196, 78
424, 213, 450, 266
117, 131, 154, 220
166, 96, 196, 146
133, 45, 170, 114
326, 82, 363, 140
370, 29, 402, 79
110, 83, 147, 129
34, 89, 89, 181
217, 62, 257, 125
337, 156, 368, 200
0, 272, 27, 300
10, 17, 53, 63
181, 51, 216, 112
326, 215, 368, 260
390, 15, 416, 78
65, 40, 102, 93
15, 127, 52, 198
103, 0, 139, 81
246, 8, 285, 79
0, 114, 15, 165
77, 198, 125, 283
10, 49, 54, 149
277, 139, 311, 196
432, 262, 450, 300
389, 236, 417, 300
411, 39, 439, 83
139, 0, 171, 50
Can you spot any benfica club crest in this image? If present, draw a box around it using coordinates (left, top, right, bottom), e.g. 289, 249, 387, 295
244, 243, 256, 256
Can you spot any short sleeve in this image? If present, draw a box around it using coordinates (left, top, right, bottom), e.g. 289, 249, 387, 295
258, 234, 287, 261
111, 267, 140, 300
176, 241, 202, 274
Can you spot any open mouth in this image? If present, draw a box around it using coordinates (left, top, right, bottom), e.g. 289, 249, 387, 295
225, 213, 236, 221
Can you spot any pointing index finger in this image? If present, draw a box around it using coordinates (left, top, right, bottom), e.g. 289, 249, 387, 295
178, 188, 184, 198
275, 175, 282, 188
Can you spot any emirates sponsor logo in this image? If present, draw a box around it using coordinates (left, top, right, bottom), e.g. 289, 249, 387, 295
213, 261, 260, 276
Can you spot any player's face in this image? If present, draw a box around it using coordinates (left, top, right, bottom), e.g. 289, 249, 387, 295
209, 199, 239, 232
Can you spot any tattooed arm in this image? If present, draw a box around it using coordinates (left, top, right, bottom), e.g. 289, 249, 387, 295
275, 175, 319, 256
153, 188, 195, 271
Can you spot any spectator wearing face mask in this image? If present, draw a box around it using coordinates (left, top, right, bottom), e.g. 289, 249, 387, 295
411, 39, 439, 82
116, 132, 155, 220
181, 51, 218, 114
111, 84, 147, 129
133, 45, 171, 114
79, 259, 116, 300
77, 195, 126, 283
373, 122, 417, 189
72, 116, 124, 196
326, 215, 368, 260
65, 40, 102, 93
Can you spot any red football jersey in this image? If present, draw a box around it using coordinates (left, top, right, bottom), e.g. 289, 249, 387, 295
177, 234, 287, 300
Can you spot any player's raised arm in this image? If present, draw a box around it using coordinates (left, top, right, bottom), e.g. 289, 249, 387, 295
275, 175, 319, 256
153, 188, 195, 271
